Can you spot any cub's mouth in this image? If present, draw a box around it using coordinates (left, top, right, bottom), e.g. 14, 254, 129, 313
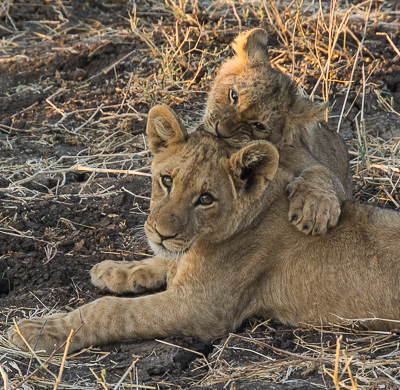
207, 120, 252, 143
204, 121, 253, 149
146, 233, 192, 260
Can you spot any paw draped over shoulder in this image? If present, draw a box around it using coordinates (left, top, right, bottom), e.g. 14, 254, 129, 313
286, 168, 342, 235
201, 27, 351, 235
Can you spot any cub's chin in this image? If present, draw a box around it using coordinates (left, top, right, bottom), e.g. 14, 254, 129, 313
147, 240, 189, 260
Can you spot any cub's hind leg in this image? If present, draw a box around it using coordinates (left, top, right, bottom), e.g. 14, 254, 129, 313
91, 257, 169, 294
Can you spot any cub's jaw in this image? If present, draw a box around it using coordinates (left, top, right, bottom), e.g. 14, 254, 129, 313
147, 239, 190, 260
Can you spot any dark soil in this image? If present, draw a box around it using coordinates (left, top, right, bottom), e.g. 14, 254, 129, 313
1, 1, 400, 389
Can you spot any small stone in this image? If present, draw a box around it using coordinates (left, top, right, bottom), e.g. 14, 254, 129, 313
72, 68, 88, 81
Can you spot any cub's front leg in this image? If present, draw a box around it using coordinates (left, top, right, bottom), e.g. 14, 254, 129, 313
286, 165, 345, 235
91, 257, 169, 294
8, 289, 225, 354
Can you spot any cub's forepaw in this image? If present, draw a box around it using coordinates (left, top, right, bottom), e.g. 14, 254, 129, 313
91, 259, 167, 294
8, 314, 70, 354
287, 178, 341, 235
91, 260, 139, 294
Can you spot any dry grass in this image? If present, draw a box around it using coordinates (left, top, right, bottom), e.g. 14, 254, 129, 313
1, 0, 400, 389
4, 318, 400, 389
0, 0, 399, 207
170, 320, 400, 389
191, 321, 400, 389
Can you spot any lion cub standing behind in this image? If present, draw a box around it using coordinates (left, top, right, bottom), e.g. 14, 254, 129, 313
204, 28, 353, 235
9, 105, 400, 354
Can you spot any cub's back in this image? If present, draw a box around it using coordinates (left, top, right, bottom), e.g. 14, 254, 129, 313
258, 198, 400, 329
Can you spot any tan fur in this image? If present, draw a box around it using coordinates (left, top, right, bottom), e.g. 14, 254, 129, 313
8, 106, 400, 354
204, 28, 353, 235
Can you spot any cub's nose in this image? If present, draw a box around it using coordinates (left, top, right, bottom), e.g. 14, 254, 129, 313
155, 227, 177, 243
215, 121, 232, 139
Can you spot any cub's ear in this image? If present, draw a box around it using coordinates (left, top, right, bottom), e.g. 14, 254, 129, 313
283, 97, 328, 146
146, 104, 187, 154
291, 97, 327, 126
229, 141, 279, 194
233, 28, 269, 67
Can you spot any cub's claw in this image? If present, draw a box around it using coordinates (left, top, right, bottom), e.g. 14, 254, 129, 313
287, 176, 341, 235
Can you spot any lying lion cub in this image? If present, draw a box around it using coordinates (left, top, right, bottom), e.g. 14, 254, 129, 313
9, 105, 400, 354
204, 28, 353, 235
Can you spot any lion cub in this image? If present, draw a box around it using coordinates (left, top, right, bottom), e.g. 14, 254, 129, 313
204, 28, 352, 235
8, 105, 400, 354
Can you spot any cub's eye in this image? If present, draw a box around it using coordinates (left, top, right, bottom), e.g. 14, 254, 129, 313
253, 122, 266, 131
161, 175, 173, 188
229, 89, 238, 105
198, 193, 215, 206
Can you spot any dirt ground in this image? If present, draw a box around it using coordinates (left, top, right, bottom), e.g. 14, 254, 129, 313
1, 0, 400, 389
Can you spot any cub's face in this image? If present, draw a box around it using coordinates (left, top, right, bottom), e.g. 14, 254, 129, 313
204, 67, 295, 148
203, 28, 326, 150
145, 105, 279, 260
145, 135, 237, 259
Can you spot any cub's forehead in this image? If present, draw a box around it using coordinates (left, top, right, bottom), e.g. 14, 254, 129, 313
218, 66, 293, 94
180, 132, 231, 164
154, 132, 231, 172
